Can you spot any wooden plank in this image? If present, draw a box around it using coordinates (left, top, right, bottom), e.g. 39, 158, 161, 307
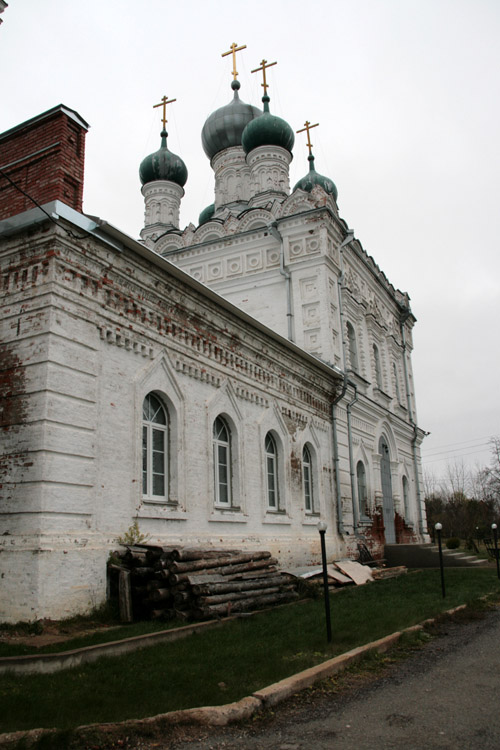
335, 560, 374, 585
118, 569, 133, 622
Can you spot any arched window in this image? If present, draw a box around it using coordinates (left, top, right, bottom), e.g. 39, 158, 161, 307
213, 416, 231, 506
373, 344, 383, 389
402, 475, 411, 519
356, 460, 368, 516
142, 393, 168, 500
265, 432, 279, 510
346, 322, 359, 372
303, 444, 314, 512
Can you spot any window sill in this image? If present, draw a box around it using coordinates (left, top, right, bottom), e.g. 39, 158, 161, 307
137, 505, 187, 522
374, 387, 392, 407
302, 514, 321, 526
142, 498, 178, 506
263, 514, 291, 525
209, 509, 247, 523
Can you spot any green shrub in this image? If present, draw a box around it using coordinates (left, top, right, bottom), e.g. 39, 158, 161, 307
446, 537, 461, 549
116, 520, 150, 546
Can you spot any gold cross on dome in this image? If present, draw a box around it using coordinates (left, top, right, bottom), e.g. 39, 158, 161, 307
153, 95, 176, 130
296, 120, 319, 155
251, 59, 277, 95
222, 42, 247, 80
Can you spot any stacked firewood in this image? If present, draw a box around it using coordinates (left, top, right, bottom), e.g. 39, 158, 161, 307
108, 545, 299, 622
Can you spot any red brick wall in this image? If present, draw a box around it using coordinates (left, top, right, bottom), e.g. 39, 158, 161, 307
0, 107, 88, 220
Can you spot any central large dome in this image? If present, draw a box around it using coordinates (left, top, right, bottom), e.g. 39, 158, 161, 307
202, 80, 261, 160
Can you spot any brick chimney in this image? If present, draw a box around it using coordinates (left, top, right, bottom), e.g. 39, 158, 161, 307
0, 105, 89, 221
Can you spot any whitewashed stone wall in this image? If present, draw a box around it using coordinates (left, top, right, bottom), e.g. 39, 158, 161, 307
164, 191, 426, 548
0, 219, 341, 622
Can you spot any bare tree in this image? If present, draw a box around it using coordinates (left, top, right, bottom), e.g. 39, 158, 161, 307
423, 442, 500, 540
423, 468, 439, 500
445, 459, 473, 498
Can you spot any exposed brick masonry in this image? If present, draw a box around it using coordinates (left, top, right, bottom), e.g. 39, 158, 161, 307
0, 105, 88, 220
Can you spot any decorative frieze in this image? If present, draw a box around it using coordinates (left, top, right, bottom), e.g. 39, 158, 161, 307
98, 326, 153, 358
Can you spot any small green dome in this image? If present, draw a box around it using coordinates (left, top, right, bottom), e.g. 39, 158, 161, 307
241, 96, 294, 155
198, 203, 215, 225
293, 154, 337, 200
202, 80, 261, 160
140, 130, 188, 187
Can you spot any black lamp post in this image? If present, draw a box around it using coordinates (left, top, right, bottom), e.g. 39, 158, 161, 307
492, 524, 500, 580
318, 521, 332, 642
435, 522, 446, 598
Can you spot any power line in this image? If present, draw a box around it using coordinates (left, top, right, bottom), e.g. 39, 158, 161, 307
422, 441, 491, 459
423, 448, 492, 465
421, 434, 495, 454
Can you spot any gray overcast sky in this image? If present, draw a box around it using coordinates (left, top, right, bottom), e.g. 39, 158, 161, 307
2, 0, 499, 482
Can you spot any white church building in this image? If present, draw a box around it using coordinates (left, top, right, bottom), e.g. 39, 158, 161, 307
0, 53, 427, 622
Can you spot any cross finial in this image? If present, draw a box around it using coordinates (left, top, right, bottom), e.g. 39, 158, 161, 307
153, 95, 176, 130
296, 120, 319, 155
251, 59, 277, 95
222, 42, 247, 80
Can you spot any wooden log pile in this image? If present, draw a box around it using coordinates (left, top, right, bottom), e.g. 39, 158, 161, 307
108, 545, 299, 622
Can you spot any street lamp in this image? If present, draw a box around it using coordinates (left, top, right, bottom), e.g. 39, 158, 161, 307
435, 522, 446, 598
492, 524, 500, 580
317, 521, 332, 642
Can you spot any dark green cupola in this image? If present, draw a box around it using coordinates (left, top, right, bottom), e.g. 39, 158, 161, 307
198, 203, 215, 225
241, 94, 294, 155
139, 130, 188, 188
293, 153, 338, 200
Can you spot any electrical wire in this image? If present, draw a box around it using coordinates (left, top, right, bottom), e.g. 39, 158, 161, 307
0, 167, 88, 240
421, 434, 494, 454
423, 448, 492, 465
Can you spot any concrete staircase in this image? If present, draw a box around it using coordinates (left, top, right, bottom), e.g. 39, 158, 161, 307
384, 543, 491, 569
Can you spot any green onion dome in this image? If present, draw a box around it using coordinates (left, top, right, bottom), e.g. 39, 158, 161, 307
202, 80, 261, 160
140, 130, 188, 187
293, 153, 337, 200
198, 203, 215, 225
241, 95, 294, 155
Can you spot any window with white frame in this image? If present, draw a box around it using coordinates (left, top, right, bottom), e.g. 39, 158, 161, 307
265, 432, 279, 510
303, 444, 314, 512
213, 416, 232, 506
356, 460, 368, 516
142, 393, 168, 500
346, 322, 359, 372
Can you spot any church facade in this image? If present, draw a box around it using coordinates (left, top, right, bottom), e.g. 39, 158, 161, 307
0, 58, 427, 623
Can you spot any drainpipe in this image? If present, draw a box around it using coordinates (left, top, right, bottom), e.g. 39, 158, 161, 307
399, 307, 425, 535
269, 222, 294, 341
332, 383, 347, 536
332, 228, 355, 535
346, 383, 359, 530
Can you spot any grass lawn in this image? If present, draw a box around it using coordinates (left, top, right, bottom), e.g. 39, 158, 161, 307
0, 618, 189, 659
0, 569, 498, 734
